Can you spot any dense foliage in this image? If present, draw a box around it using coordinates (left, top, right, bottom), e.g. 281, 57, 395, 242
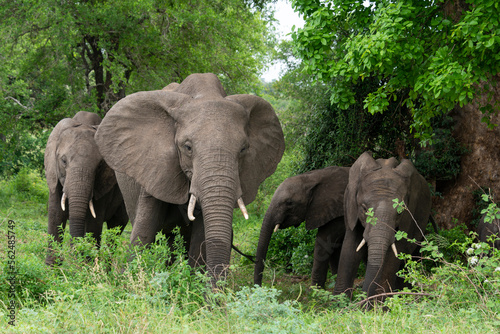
0, 0, 277, 176
291, 0, 500, 144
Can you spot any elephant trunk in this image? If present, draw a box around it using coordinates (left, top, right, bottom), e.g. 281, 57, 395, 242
65, 168, 95, 238
363, 225, 393, 298
194, 152, 238, 286
254, 208, 277, 285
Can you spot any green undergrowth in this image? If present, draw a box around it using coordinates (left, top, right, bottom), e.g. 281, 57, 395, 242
1, 169, 500, 333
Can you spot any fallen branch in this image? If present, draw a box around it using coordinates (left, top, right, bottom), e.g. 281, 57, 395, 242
356, 291, 433, 306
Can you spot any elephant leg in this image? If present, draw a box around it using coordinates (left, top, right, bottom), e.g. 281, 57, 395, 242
86, 220, 104, 247
46, 189, 69, 265
311, 225, 336, 288
333, 226, 366, 298
187, 212, 206, 268
329, 238, 343, 276
106, 201, 129, 233
129, 189, 168, 247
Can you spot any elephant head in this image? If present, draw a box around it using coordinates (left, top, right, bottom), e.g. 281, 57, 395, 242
45, 111, 118, 241
477, 214, 500, 249
335, 152, 431, 301
95, 73, 285, 282
254, 166, 349, 286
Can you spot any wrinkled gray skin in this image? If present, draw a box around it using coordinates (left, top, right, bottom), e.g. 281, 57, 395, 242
44, 111, 129, 265
95, 73, 285, 285
477, 214, 500, 249
333, 152, 431, 306
254, 166, 350, 288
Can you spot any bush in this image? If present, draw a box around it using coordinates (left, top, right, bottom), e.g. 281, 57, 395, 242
266, 223, 316, 276
227, 285, 317, 333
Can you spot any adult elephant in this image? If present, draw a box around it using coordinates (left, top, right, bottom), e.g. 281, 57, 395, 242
44, 111, 129, 265
477, 214, 500, 249
254, 166, 349, 288
95, 73, 285, 285
333, 152, 431, 305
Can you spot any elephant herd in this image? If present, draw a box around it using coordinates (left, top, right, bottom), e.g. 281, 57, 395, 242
44, 73, 500, 306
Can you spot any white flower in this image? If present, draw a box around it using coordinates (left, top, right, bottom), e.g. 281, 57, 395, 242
495, 267, 500, 272
466, 248, 474, 255
469, 256, 479, 266
304, 255, 308, 258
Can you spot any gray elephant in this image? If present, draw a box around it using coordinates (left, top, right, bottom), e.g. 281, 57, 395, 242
44, 111, 129, 265
477, 214, 500, 249
95, 73, 285, 285
254, 166, 350, 288
333, 152, 431, 305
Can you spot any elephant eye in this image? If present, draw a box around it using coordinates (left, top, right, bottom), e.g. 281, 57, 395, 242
61, 156, 67, 166
184, 144, 192, 152
240, 143, 249, 154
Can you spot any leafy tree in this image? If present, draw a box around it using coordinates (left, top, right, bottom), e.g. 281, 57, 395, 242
273, 40, 414, 172
291, 0, 500, 144
0, 0, 276, 175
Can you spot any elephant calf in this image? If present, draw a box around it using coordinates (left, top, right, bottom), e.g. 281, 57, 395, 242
477, 213, 500, 249
44, 111, 129, 265
254, 166, 350, 288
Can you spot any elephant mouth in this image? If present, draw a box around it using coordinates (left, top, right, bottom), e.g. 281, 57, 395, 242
60, 191, 97, 219
186, 193, 249, 221
355, 238, 399, 258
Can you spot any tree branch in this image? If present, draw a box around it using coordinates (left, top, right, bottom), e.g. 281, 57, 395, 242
356, 291, 433, 306
4, 97, 28, 109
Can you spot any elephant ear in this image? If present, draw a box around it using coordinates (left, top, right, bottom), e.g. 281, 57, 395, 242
95, 90, 191, 204
345, 152, 380, 231
305, 167, 349, 230
226, 94, 285, 204
44, 118, 77, 194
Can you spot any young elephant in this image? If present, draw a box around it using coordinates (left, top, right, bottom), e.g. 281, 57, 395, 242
333, 152, 431, 306
254, 166, 350, 288
44, 111, 129, 265
477, 214, 500, 249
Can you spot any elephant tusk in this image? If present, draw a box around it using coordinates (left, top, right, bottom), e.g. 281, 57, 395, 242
238, 197, 249, 220
274, 224, 280, 233
61, 192, 67, 211
89, 199, 96, 219
391, 243, 398, 257
187, 194, 197, 221
356, 238, 366, 252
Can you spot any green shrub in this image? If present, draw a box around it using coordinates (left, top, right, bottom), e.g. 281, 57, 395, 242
266, 223, 316, 276
227, 285, 317, 333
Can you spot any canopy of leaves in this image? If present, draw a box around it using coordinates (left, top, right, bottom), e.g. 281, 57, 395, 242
291, 0, 500, 144
0, 0, 276, 176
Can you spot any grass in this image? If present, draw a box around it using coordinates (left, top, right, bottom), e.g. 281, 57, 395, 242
1, 168, 500, 333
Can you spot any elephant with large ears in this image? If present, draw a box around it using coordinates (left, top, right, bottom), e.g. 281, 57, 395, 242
477, 214, 500, 249
44, 111, 129, 265
333, 152, 431, 306
254, 166, 349, 288
95, 73, 285, 285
